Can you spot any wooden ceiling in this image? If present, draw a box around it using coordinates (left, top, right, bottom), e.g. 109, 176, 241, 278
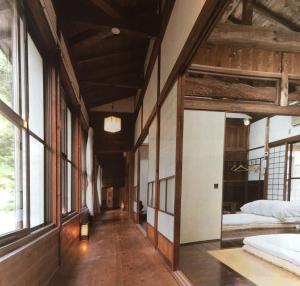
211, 0, 300, 52
56, 0, 162, 109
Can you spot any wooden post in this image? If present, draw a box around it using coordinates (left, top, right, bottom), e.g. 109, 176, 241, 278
242, 0, 254, 25
280, 53, 289, 106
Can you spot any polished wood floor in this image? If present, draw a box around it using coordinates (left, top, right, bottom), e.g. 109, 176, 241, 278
49, 210, 178, 286
179, 241, 256, 286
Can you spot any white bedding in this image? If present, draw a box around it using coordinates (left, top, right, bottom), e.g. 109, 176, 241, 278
243, 234, 300, 266
241, 200, 300, 220
223, 213, 282, 226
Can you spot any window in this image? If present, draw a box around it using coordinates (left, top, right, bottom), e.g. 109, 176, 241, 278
267, 145, 286, 200
147, 181, 156, 208
61, 92, 74, 215
81, 131, 87, 207
0, 1, 50, 241
159, 176, 175, 215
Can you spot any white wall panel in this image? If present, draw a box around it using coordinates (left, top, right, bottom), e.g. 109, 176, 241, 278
249, 118, 266, 149
158, 211, 174, 242
134, 151, 138, 186
148, 117, 157, 182
147, 207, 155, 226
160, 0, 205, 90
143, 60, 158, 127
134, 108, 142, 144
159, 82, 177, 179
269, 116, 300, 143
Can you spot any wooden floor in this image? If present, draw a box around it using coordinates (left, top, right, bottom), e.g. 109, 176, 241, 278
179, 241, 255, 286
49, 210, 178, 286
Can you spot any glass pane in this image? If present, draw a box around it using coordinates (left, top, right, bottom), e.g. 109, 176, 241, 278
160, 180, 166, 211
28, 34, 44, 139
67, 162, 72, 212
167, 178, 175, 214
30, 136, 44, 227
0, 1, 19, 113
291, 143, 300, 178
152, 183, 156, 208
148, 183, 152, 206
67, 108, 72, 160
61, 95, 66, 154
0, 114, 26, 235
61, 159, 67, 214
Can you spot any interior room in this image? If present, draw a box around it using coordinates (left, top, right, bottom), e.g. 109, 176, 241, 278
222, 113, 300, 242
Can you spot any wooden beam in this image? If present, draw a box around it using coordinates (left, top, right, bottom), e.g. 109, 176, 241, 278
242, 0, 253, 25
81, 80, 143, 90
280, 53, 289, 106
208, 23, 300, 53
184, 97, 300, 116
253, 2, 300, 32
183, 76, 277, 102
189, 64, 281, 79
89, 0, 121, 18
69, 31, 113, 47
76, 48, 146, 65
221, 0, 241, 23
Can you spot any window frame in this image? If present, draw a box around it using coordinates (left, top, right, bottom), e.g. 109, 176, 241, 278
0, 1, 52, 244
158, 176, 175, 215
60, 89, 76, 217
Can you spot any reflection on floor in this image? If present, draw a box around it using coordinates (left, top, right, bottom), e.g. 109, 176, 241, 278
180, 241, 255, 286
49, 210, 178, 286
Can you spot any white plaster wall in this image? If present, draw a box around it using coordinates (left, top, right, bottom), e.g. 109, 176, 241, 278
180, 110, 225, 244
249, 118, 266, 149
134, 151, 138, 186
160, 0, 206, 90
134, 108, 142, 144
158, 211, 174, 242
143, 60, 158, 127
140, 158, 148, 211
269, 116, 300, 143
147, 206, 155, 226
133, 201, 137, 213
148, 116, 157, 182
159, 81, 177, 179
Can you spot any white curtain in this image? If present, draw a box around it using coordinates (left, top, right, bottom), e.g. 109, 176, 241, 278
96, 166, 102, 207
86, 127, 94, 215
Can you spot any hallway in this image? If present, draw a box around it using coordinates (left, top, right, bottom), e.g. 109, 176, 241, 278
49, 210, 178, 286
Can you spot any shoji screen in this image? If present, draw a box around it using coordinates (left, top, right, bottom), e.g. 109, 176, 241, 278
133, 151, 138, 217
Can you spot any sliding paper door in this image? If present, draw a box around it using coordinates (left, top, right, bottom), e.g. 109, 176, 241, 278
181, 110, 225, 244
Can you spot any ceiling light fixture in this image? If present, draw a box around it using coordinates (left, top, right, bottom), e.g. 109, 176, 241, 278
111, 27, 120, 35
104, 104, 121, 133
243, 118, 250, 126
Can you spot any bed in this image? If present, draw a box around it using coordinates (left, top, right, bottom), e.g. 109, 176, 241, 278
223, 200, 300, 231
243, 234, 300, 276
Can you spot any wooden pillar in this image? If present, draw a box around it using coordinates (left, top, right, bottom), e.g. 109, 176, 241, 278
242, 0, 254, 25
280, 53, 289, 106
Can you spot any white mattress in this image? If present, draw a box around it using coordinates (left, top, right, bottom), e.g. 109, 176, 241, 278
244, 234, 300, 266
223, 213, 282, 225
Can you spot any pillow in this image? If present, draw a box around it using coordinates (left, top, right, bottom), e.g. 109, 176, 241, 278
240, 200, 300, 220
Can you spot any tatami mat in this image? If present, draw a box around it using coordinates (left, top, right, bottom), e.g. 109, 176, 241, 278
209, 248, 300, 286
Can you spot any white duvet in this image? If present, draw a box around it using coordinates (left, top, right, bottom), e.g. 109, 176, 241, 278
243, 234, 300, 266
223, 213, 282, 225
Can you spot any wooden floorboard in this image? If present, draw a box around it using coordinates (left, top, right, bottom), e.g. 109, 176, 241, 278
179, 241, 256, 286
49, 210, 178, 286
